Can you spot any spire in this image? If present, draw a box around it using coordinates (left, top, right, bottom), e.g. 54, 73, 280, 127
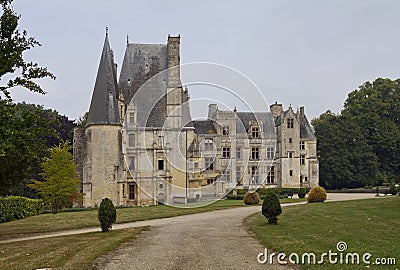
86, 31, 120, 126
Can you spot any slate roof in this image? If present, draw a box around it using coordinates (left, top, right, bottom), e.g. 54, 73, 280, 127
236, 112, 275, 137
299, 114, 315, 139
86, 33, 119, 126
119, 43, 168, 127
192, 120, 218, 135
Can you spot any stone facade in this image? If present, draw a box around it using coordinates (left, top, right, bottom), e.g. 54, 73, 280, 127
73, 33, 319, 207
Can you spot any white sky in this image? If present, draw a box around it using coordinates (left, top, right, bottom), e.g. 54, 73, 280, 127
7, 0, 400, 121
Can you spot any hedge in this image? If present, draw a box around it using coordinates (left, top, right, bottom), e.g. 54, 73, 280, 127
0, 196, 43, 223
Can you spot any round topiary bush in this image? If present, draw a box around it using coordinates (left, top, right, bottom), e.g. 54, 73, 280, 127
243, 192, 260, 205
262, 191, 282, 225
307, 186, 327, 203
298, 188, 307, 198
98, 198, 117, 232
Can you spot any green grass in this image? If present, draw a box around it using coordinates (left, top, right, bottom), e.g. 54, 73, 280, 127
245, 197, 399, 269
0, 198, 305, 241
0, 226, 148, 270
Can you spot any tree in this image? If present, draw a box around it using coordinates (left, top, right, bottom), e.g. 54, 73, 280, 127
0, 0, 55, 100
262, 191, 282, 225
312, 111, 378, 189
98, 198, 117, 232
28, 141, 81, 214
0, 100, 54, 195
342, 78, 400, 183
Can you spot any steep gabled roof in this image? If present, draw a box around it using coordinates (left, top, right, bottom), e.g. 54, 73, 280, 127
236, 112, 275, 137
86, 33, 119, 126
192, 120, 218, 135
299, 114, 315, 139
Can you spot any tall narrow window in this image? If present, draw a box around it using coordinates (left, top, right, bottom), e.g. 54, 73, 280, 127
158, 136, 164, 147
236, 166, 241, 183
128, 184, 135, 200
251, 147, 260, 160
222, 147, 231, 158
128, 157, 135, 170
251, 166, 259, 183
128, 134, 135, 147
251, 126, 260, 138
300, 155, 306, 165
289, 138, 292, 143
222, 126, 229, 135
224, 169, 231, 181
267, 166, 275, 184
267, 147, 274, 159
158, 160, 164, 170
287, 118, 294, 128
290, 170, 293, 177
300, 141, 305, 150
288, 152, 293, 158
129, 113, 135, 124
236, 147, 241, 159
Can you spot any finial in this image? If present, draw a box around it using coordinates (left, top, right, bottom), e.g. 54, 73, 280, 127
106, 26, 109, 36
127, 34, 129, 44
234, 106, 237, 112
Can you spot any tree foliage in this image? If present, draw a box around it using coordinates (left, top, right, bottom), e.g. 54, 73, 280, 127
0, 100, 54, 195
28, 141, 81, 214
0, 0, 55, 100
313, 78, 400, 189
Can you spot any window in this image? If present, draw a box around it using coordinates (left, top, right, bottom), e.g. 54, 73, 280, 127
290, 170, 293, 177
300, 141, 305, 150
287, 118, 294, 128
222, 147, 231, 158
128, 184, 135, 200
289, 138, 292, 143
236, 166, 241, 182
251, 147, 260, 160
122, 183, 125, 197
251, 126, 260, 138
288, 152, 293, 158
207, 178, 214, 185
224, 169, 231, 181
128, 134, 135, 147
300, 155, 305, 165
128, 157, 135, 170
305, 176, 308, 182
267, 147, 274, 159
194, 161, 198, 169
158, 160, 164, 170
236, 147, 242, 159
251, 166, 259, 183
204, 139, 213, 151
267, 166, 275, 184
205, 157, 214, 170
129, 113, 135, 124
158, 136, 164, 147
222, 126, 229, 135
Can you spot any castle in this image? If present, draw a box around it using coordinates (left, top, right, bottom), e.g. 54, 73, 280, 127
73, 32, 319, 207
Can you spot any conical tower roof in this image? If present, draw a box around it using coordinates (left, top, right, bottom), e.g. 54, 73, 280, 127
86, 30, 119, 126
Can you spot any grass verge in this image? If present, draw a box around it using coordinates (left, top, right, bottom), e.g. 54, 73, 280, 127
0, 226, 149, 270
245, 197, 399, 269
0, 198, 305, 241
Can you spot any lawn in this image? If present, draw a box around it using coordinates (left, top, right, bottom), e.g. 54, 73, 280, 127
0, 226, 148, 270
0, 198, 305, 241
245, 197, 399, 270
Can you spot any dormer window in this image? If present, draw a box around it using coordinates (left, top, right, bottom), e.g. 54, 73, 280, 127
287, 118, 294, 128
222, 126, 229, 136
251, 126, 260, 138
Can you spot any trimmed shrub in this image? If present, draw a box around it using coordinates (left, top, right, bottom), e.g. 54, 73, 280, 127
237, 189, 249, 196
243, 192, 260, 205
98, 198, 117, 232
0, 196, 43, 223
389, 183, 397, 195
298, 188, 307, 198
307, 186, 327, 203
226, 195, 244, 200
262, 191, 282, 225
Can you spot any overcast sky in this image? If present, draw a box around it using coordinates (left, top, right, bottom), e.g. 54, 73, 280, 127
7, 0, 400, 121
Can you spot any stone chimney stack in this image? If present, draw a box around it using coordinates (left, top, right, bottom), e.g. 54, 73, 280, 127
270, 102, 283, 119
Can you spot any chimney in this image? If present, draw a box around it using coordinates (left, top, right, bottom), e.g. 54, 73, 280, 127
300, 106, 304, 116
270, 102, 283, 119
